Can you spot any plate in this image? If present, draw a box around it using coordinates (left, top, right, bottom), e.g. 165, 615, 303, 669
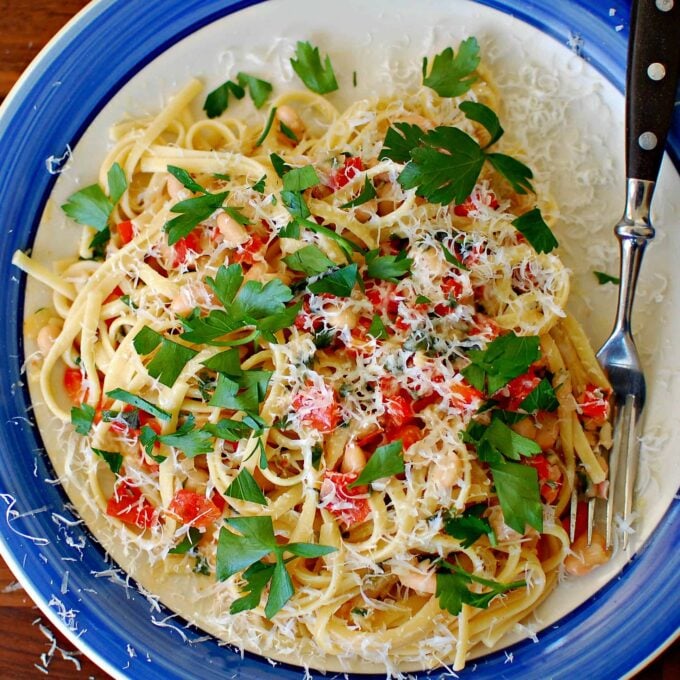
1, 0, 679, 678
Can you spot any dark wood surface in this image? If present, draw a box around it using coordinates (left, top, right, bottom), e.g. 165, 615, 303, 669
0, 1, 677, 678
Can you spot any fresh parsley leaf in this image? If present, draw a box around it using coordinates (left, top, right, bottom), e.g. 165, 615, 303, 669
88, 226, 110, 259
71, 403, 96, 435
255, 107, 278, 146
414, 294, 431, 305
511, 208, 558, 254
91, 447, 123, 475
231, 278, 293, 321
340, 177, 376, 208
106, 388, 171, 421
461, 332, 541, 395
422, 38, 480, 97
206, 263, 244, 308
282, 245, 335, 276
120, 295, 137, 309
444, 505, 495, 548
179, 311, 248, 345
490, 461, 543, 533
202, 348, 242, 376
61, 162, 127, 231
281, 190, 311, 220
308, 263, 358, 297
194, 555, 210, 575
349, 440, 404, 488
164, 191, 229, 245
380, 122, 427, 164
236, 72, 273, 109
133, 326, 198, 388
311, 443, 323, 469
251, 175, 267, 193
479, 416, 542, 461
459, 101, 504, 147
223, 206, 251, 226
203, 79, 245, 118
270, 152, 291, 178
300, 220, 364, 258
158, 415, 214, 457
217, 516, 336, 618
225, 468, 267, 505
368, 314, 389, 340
167, 166, 205, 194
486, 153, 534, 194
279, 121, 298, 142
399, 126, 485, 205
282, 165, 319, 192
209, 370, 273, 415
230, 561, 276, 614
439, 242, 469, 270
365, 249, 412, 282
169, 526, 203, 555
436, 564, 525, 616
594, 270, 620, 285
203, 417, 263, 442
519, 378, 559, 413
290, 41, 338, 94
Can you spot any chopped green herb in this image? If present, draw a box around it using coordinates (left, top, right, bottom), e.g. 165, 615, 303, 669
486, 152, 534, 194
283, 244, 335, 276
444, 504, 496, 548
380, 122, 427, 164
281, 165, 320, 193
365, 249, 412, 283
368, 314, 389, 340
105, 388, 171, 421
349, 440, 404, 488
251, 175, 267, 193
519, 378, 559, 413
222, 206, 251, 226
290, 41, 339, 94
414, 294, 431, 305
236, 72, 273, 109
71, 403, 96, 435
203, 79, 245, 118
169, 526, 202, 555
459, 101, 504, 148
439, 242, 469, 270
490, 461, 543, 533
594, 270, 620, 285
279, 121, 298, 142
339, 177, 376, 209
164, 191, 229, 245
167, 166, 205, 194
61, 162, 127, 231
511, 208, 558, 254
308, 263, 358, 297
216, 515, 336, 617
422, 38, 480, 98
225, 468, 267, 505
255, 107, 278, 146
91, 447, 123, 475
133, 326, 198, 388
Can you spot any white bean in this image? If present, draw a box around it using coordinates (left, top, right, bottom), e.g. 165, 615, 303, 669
36, 321, 62, 354
341, 442, 367, 473
216, 212, 249, 247
276, 105, 305, 144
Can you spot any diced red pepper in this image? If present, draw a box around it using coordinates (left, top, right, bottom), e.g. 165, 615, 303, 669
502, 367, 542, 410
63, 367, 87, 405
526, 454, 562, 504
172, 230, 203, 267
330, 156, 364, 190
106, 480, 157, 529
292, 381, 341, 433
168, 489, 222, 528
468, 313, 501, 340
320, 471, 370, 527
449, 379, 484, 410
232, 234, 266, 265
413, 390, 441, 413
578, 384, 610, 424
117, 220, 135, 245
104, 286, 124, 305
453, 191, 499, 217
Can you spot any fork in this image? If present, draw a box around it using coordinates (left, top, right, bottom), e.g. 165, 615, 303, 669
581, 0, 680, 551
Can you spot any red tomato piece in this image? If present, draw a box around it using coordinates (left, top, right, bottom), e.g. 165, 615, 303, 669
168, 489, 222, 528
106, 480, 157, 529
526, 455, 562, 504
320, 471, 370, 527
330, 156, 364, 190
453, 191, 499, 217
387, 423, 423, 450
292, 381, 341, 433
578, 384, 610, 424
468, 313, 501, 341
232, 234, 266, 265
413, 390, 441, 413
502, 367, 541, 410
365, 281, 401, 315
210, 489, 227, 513
117, 220, 135, 245
172, 230, 203, 267
63, 367, 87, 405
104, 286, 124, 305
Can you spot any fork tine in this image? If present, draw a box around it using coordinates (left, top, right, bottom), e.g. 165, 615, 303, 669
621, 394, 640, 550
586, 498, 596, 545
569, 486, 578, 543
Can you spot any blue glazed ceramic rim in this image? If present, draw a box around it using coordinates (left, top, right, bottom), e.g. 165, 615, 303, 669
0, 1, 677, 678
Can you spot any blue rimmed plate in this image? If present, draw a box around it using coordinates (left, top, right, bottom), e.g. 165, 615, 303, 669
0, 1, 678, 678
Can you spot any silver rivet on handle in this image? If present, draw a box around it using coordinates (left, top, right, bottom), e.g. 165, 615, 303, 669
638, 131, 658, 150
647, 62, 666, 80
655, 0, 674, 12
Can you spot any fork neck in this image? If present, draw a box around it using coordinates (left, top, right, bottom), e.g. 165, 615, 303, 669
612, 178, 656, 334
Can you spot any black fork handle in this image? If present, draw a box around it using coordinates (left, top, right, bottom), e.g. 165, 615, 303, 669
626, 0, 680, 185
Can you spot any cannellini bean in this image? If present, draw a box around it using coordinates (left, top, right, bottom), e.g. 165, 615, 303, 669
564, 532, 610, 576
171, 281, 215, 315
512, 417, 537, 440
167, 174, 188, 201
341, 442, 367, 473
36, 321, 62, 354
276, 105, 305, 144
535, 411, 559, 451
216, 212, 249, 247
396, 559, 436, 594
326, 306, 358, 330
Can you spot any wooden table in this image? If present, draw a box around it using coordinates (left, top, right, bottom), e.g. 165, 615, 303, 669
0, 1, 678, 678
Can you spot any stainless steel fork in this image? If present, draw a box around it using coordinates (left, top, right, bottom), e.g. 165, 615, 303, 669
587, 0, 680, 551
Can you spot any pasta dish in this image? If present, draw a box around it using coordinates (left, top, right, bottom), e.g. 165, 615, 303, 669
14, 38, 614, 674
